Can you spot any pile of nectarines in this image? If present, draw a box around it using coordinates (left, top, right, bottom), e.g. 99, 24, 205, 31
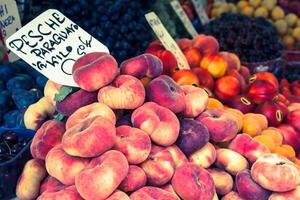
17, 52, 300, 200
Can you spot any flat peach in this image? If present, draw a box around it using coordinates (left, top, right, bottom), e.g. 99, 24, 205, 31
30, 120, 65, 160
45, 145, 89, 185
118, 165, 147, 192
98, 75, 145, 109
132, 102, 180, 146
141, 145, 175, 186
65, 102, 116, 129
16, 159, 47, 200
106, 190, 130, 200
62, 116, 116, 158
72, 52, 118, 91
75, 150, 129, 200
215, 148, 248, 175
130, 186, 179, 200
114, 125, 151, 164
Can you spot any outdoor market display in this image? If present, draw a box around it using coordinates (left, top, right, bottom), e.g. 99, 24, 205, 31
0, 1, 299, 200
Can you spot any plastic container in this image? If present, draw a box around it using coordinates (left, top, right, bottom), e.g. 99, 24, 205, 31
242, 57, 283, 74
0, 127, 35, 200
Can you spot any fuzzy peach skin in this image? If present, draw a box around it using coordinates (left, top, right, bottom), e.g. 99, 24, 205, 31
37, 185, 83, 200
223, 107, 244, 132
251, 153, 300, 192
24, 97, 56, 130
278, 124, 300, 153
44, 80, 61, 105
30, 120, 65, 160
72, 52, 118, 92
189, 142, 217, 168
118, 165, 147, 192
166, 145, 188, 168
220, 51, 241, 71
106, 190, 130, 200
177, 38, 193, 51
120, 54, 163, 78
196, 108, 239, 142
161, 184, 180, 199
288, 103, 300, 112
216, 148, 248, 175
141, 145, 175, 186
171, 163, 215, 200
208, 168, 233, 196
236, 169, 271, 200
40, 176, 65, 194
221, 191, 244, 200
114, 125, 151, 164
16, 159, 47, 200
229, 134, 270, 163
146, 75, 186, 113
98, 75, 145, 109
65, 102, 116, 129
181, 85, 208, 118
130, 186, 179, 200
192, 35, 219, 55
269, 186, 300, 200
62, 116, 116, 158
132, 102, 180, 146
45, 145, 89, 185
75, 150, 129, 200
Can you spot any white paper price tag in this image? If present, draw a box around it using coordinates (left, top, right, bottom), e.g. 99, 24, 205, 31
0, 0, 21, 61
170, 0, 198, 38
6, 9, 109, 87
192, 0, 210, 25
145, 12, 190, 70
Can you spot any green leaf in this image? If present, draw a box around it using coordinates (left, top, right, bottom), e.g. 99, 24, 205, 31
54, 86, 79, 102
53, 113, 65, 121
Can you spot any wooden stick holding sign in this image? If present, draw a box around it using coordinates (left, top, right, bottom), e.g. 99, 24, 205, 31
145, 12, 190, 70
170, 0, 198, 38
191, 0, 210, 25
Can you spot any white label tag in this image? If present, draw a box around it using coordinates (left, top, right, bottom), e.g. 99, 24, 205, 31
170, 0, 198, 38
145, 12, 190, 69
0, 0, 21, 61
192, 0, 210, 25
215, 0, 226, 2
6, 9, 109, 87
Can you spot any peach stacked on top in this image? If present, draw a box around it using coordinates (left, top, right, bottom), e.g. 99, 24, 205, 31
17, 52, 300, 200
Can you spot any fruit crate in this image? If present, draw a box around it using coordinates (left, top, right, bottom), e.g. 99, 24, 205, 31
0, 127, 35, 200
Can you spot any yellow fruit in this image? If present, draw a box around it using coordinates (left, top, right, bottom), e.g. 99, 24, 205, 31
228, 3, 238, 13
275, 19, 288, 35
287, 28, 294, 35
271, 6, 285, 21
261, 0, 277, 11
253, 135, 276, 152
237, 1, 249, 10
297, 19, 300, 27
249, 0, 262, 8
213, 2, 223, 8
241, 6, 254, 17
293, 27, 300, 41
282, 34, 295, 46
285, 13, 298, 27
254, 6, 269, 18
261, 128, 283, 146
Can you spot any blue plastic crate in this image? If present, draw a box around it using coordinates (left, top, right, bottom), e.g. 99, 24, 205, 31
0, 127, 35, 200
